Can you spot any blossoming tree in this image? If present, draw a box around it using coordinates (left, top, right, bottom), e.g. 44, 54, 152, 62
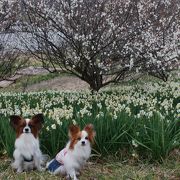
0, 0, 27, 80
3, 0, 180, 90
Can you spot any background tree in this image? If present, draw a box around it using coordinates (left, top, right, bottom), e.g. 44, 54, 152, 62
130, 0, 180, 81
0, 0, 27, 81
18, 0, 180, 90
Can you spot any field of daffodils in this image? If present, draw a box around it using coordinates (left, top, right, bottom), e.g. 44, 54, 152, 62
0, 81, 179, 161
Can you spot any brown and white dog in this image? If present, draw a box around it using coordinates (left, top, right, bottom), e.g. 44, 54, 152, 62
10, 114, 44, 173
47, 124, 95, 180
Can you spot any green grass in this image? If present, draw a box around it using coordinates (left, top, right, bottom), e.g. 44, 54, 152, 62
0, 157, 179, 180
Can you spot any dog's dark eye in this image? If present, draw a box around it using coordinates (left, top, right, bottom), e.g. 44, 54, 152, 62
29, 124, 34, 128
85, 136, 88, 140
77, 137, 81, 141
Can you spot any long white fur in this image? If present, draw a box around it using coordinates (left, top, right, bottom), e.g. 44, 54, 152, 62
47, 130, 91, 180
11, 119, 43, 173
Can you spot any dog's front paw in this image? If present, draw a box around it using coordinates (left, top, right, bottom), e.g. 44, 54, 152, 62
40, 167, 46, 172
11, 162, 16, 170
66, 175, 79, 180
17, 168, 23, 173
76, 171, 81, 176
37, 166, 44, 172
11, 162, 22, 173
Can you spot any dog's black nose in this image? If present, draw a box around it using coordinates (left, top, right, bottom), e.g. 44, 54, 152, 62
81, 141, 85, 145
25, 128, 29, 132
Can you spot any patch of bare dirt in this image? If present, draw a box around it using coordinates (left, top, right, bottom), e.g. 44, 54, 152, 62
26, 76, 89, 91
0, 66, 89, 91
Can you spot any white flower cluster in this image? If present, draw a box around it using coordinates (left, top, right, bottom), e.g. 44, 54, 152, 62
0, 81, 179, 131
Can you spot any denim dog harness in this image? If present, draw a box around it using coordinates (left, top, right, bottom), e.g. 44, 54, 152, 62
48, 148, 67, 172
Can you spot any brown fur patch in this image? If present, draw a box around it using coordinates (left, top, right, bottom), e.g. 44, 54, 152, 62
30, 114, 44, 138
84, 124, 95, 143
69, 125, 81, 149
10, 115, 26, 138
28, 120, 38, 138
10, 115, 22, 130
31, 114, 44, 130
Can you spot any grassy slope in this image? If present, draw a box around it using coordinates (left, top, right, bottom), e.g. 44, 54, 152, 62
0, 158, 179, 180
0, 70, 179, 93
0, 72, 70, 92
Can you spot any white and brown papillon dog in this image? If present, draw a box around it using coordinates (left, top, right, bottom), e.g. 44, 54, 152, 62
47, 124, 95, 180
10, 114, 44, 173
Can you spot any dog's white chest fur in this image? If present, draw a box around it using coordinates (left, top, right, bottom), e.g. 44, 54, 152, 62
15, 134, 39, 160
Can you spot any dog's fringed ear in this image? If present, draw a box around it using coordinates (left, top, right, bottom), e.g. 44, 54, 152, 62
68, 125, 80, 138
10, 115, 22, 130
84, 124, 96, 143
31, 114, 44, 130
